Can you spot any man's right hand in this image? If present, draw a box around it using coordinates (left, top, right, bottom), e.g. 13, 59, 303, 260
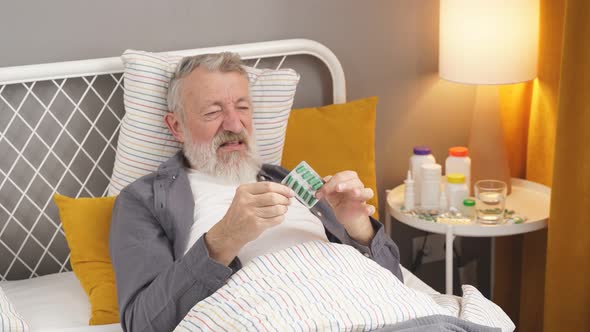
204, 182, 295, 265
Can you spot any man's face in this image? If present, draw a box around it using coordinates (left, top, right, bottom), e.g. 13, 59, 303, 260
180, 67, 253, 151
170, 67, 260, 183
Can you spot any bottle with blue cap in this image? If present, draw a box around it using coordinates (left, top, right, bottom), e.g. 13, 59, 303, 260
410, 146, 436, 206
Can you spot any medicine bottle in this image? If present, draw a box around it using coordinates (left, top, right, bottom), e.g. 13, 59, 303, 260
403, 170, 415, 211
446, 174, 469, 210
445, 147, 471, 194
420, 163, 441, 210
462, 198, 476, 220
410, 146, 436, 205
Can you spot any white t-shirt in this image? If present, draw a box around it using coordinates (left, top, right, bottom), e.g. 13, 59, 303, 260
184, 169, 329, 264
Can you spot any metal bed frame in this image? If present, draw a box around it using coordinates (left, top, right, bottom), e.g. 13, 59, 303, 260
0, 39, 346, 281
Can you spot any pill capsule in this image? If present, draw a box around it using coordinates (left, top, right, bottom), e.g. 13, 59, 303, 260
297, 187, 305, 197
312, 181, 323, 190
303, 191, 310, 201
309, 177, 321, 186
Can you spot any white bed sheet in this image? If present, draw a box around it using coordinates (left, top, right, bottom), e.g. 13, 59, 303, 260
0, 272, 121, 332
0, 267, 435, 332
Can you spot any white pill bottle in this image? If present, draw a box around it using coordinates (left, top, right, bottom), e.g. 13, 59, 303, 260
420, 163, 442, 210
410, 146, 436, 205
445, 174, 469, 210
445, 146, 471, 194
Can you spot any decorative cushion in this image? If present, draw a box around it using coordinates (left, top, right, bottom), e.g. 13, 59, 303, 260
108, 50, 300, 195
0, 286, 30, 331
281, 96, 380, 218
53, 194, 119, 325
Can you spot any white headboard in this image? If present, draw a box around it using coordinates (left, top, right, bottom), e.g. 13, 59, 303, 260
0, 39, 346, 280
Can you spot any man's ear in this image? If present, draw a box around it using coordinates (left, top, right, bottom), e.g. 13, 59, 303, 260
164, 112, 185, 143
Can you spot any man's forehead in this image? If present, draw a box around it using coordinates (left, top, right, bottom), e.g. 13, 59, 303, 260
183, 69, 250, 100
186, 67, 248, 85
200, 95, 251, 105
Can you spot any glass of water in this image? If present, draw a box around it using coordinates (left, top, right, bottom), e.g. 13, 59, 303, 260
474, 180, 507, 224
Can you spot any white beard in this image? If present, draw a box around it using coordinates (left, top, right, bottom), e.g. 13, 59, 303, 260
182, 129, 261, 185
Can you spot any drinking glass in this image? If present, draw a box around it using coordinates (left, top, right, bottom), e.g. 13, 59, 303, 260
474, 180, 507, 224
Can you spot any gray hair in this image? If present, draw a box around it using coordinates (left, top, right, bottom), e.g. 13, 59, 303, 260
167, 52, 247, 122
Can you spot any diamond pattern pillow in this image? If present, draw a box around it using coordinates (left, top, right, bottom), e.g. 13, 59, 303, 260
108, 50, 300, 195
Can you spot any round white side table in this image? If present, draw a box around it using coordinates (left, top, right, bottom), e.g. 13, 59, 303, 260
385, 178, 550, 295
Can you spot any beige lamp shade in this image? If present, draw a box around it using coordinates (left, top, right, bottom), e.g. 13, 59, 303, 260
439, 0, 539, 85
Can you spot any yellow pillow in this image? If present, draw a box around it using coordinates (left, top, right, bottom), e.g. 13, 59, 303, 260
53, 194, 119, 325
281, 96, 379, 218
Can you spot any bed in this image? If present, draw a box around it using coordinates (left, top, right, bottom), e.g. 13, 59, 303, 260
0, 38, 454, 332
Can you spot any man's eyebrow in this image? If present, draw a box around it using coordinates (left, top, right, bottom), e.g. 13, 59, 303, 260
199, 100, 221, 112
198, 97, 250, 112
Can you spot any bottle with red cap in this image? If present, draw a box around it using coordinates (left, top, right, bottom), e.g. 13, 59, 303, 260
445, 146, 471, 194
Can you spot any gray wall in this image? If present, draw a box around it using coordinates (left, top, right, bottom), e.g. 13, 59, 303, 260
0, 0, 486, 293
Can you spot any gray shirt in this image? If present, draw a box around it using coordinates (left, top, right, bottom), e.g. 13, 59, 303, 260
109, 151, 403, 332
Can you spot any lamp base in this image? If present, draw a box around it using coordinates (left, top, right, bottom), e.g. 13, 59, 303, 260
469, 85, 512, 195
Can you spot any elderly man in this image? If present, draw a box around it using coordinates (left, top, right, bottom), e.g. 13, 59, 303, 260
109, 52, 403, 332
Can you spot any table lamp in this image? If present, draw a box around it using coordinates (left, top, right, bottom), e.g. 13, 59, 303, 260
439, 0, 539, 193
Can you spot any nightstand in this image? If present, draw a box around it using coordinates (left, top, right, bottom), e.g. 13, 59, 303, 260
385, 178, 550, 295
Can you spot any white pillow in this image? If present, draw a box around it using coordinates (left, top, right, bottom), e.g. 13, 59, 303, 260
108, 50, 300, 195
0, 286, 29, 332
460, 285, 515, 331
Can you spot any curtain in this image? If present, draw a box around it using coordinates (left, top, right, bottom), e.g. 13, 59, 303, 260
543, 0, 590, 329
495, 0, 590, 330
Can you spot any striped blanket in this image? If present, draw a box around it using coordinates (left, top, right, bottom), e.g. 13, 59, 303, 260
175, 241, 514, 332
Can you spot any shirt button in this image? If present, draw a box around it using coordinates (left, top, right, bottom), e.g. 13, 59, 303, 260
363, 253, 371, 258
316, 212, 322, 217
172, 175, 177, 180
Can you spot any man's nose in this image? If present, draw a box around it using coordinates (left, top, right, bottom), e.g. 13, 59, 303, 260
221, 108, 243, 133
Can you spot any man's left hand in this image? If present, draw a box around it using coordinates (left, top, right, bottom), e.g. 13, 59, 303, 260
315, 171, 376, 245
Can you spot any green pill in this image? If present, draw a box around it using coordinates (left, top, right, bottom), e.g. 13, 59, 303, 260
293, 181, 300, 191
308, 197, 317, 206
302, 191, 310, 201
296, 165, 306, 173
297, 187, 305, 197
285, 175, 293, 186
302, 171, 312, 180
309, 177, 321, 186
312, 181, 323, 190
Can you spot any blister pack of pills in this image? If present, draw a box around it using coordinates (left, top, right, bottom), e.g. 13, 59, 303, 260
281, 161, 324, 208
